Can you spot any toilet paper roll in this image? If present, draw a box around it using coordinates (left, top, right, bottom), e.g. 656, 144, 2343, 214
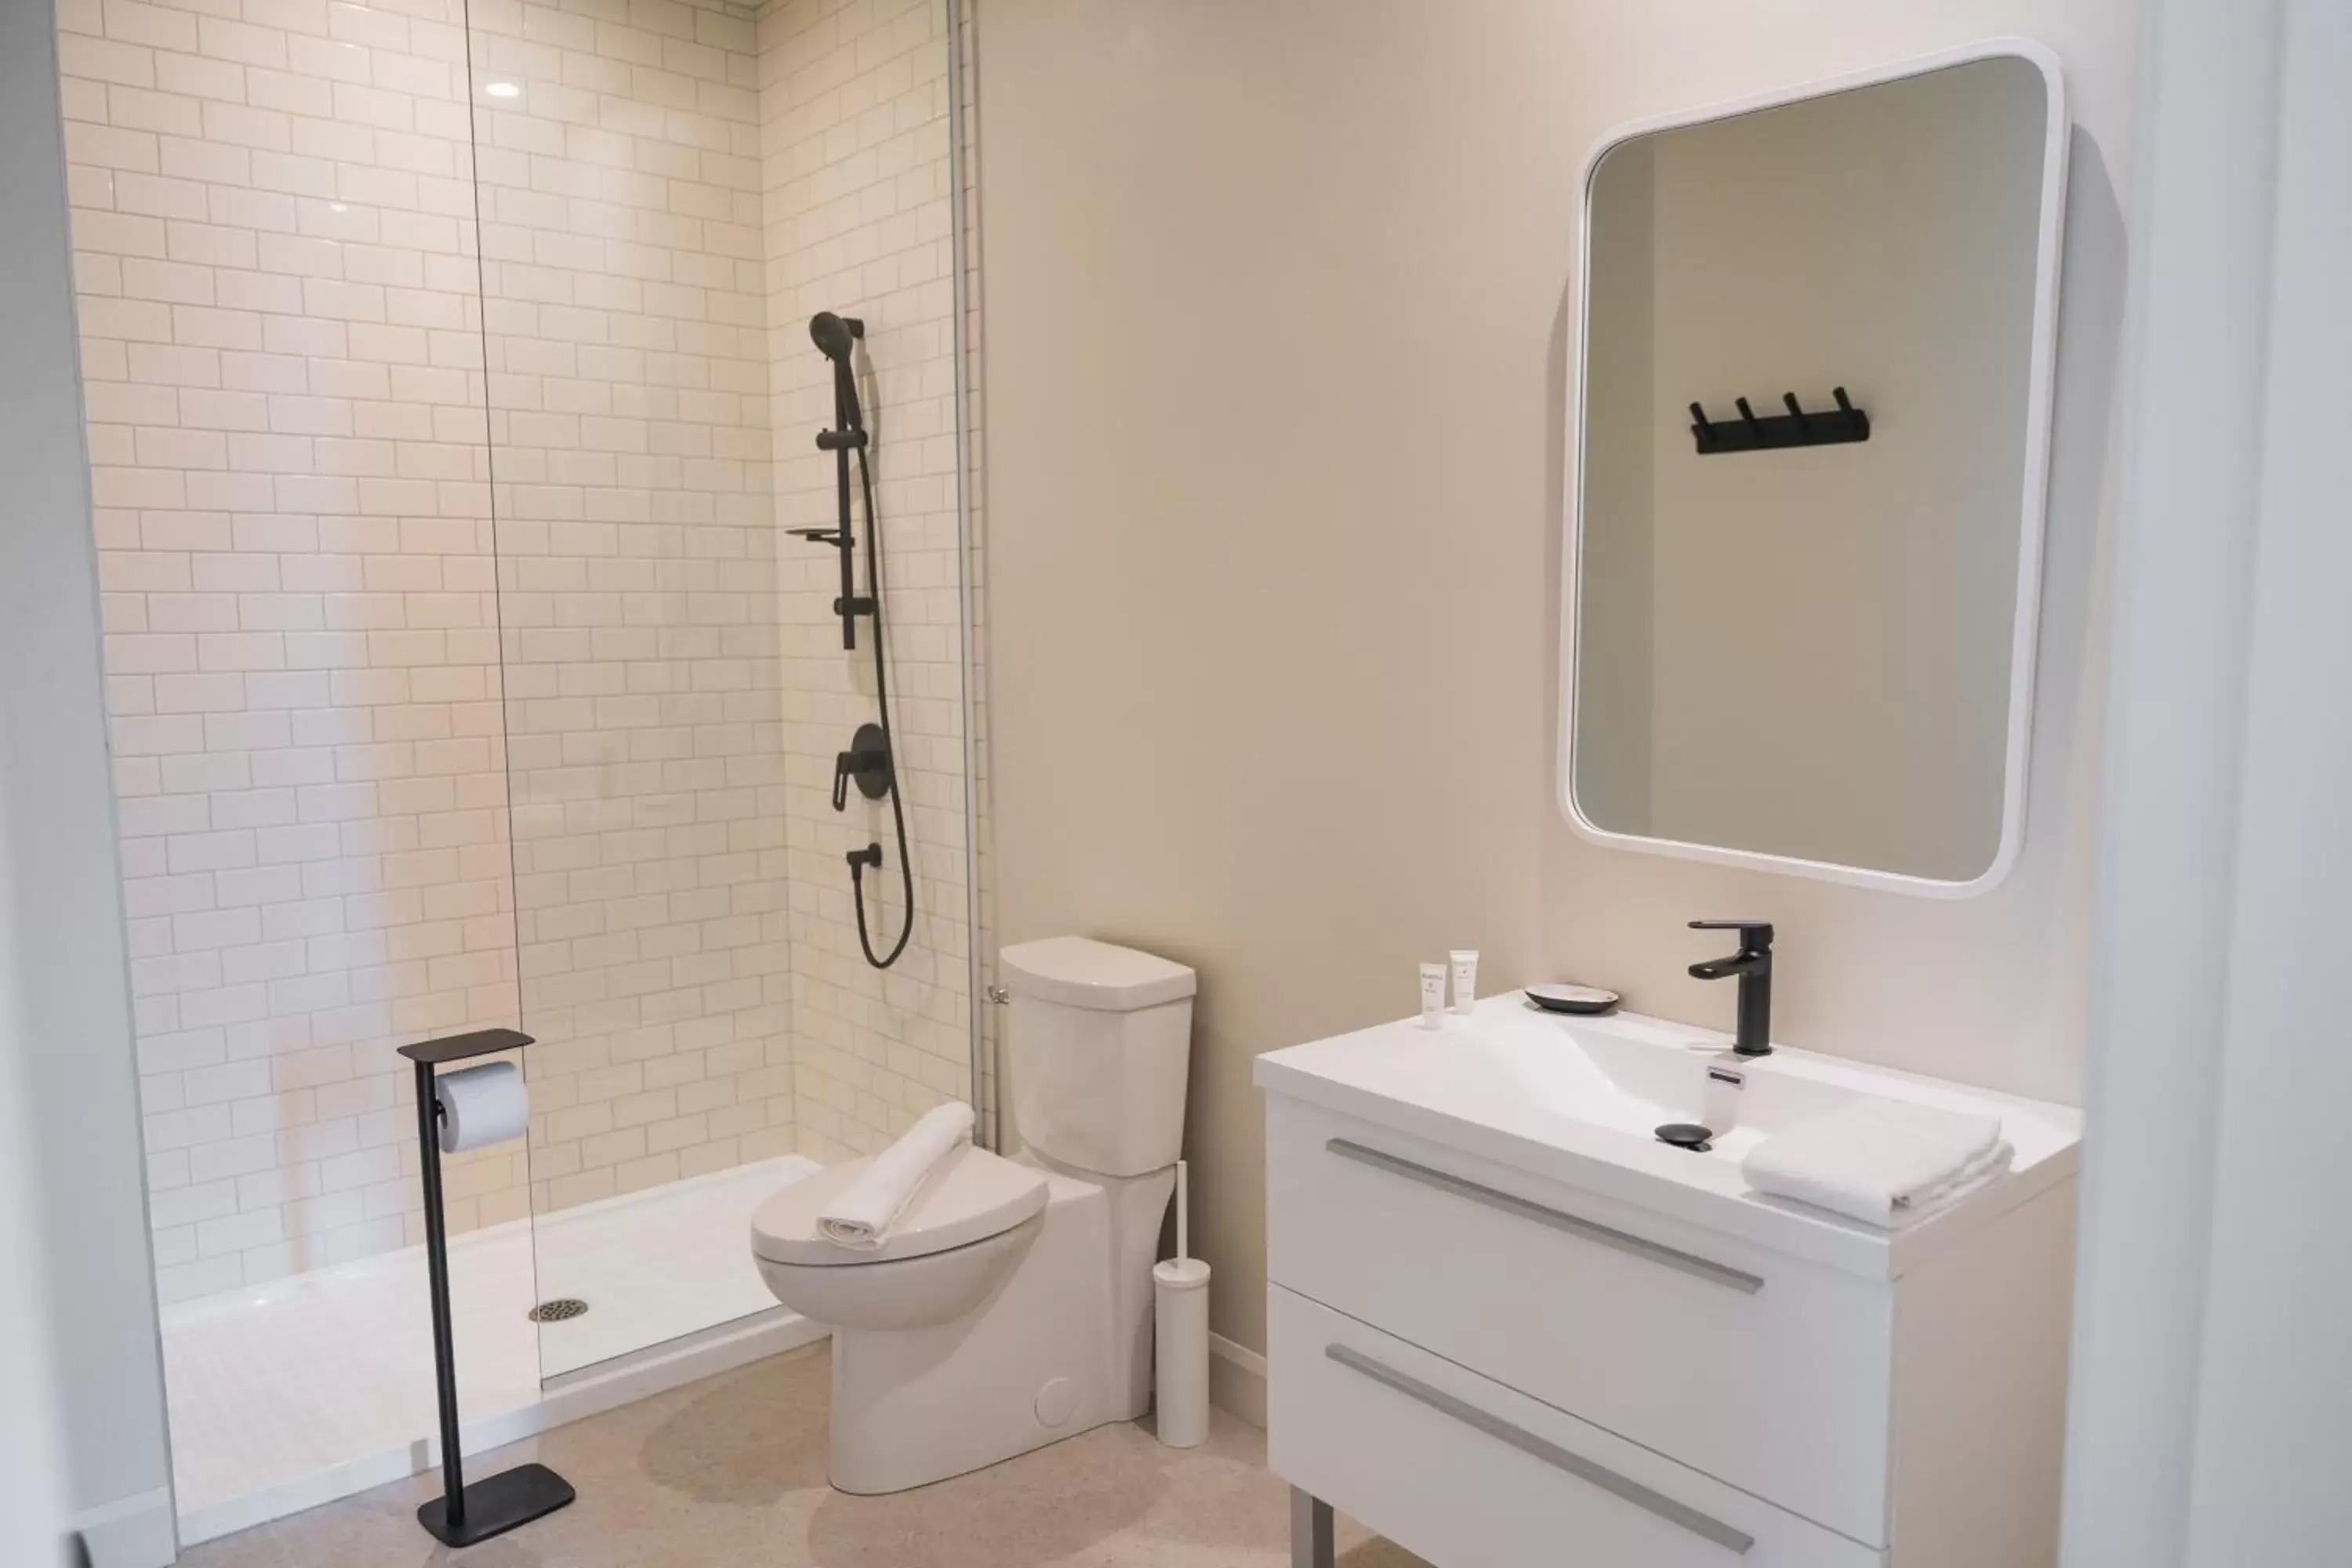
434, 1061, 528, 1153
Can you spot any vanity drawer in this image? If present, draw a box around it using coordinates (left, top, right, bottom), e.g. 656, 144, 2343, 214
1265, 1095, 1894, 1545
1270, 1285, 1882, 1568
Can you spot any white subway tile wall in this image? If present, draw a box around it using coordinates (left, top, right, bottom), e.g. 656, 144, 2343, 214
468, 0, 799, 1219
760, 0, 971, 1160
57, 0, 528, 1306
56, 0, 977, 1306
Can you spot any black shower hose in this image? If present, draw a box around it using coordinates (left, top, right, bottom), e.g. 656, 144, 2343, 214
850, 437, 915, 970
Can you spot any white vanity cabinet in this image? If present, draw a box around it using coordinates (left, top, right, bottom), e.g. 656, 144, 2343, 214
1256, 999, 2082, 1568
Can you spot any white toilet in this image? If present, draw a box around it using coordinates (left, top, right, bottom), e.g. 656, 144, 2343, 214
750, 936, 1196, 1494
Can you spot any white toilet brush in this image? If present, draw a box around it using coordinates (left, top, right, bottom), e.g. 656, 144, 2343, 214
1152, 1159, 1211, 1448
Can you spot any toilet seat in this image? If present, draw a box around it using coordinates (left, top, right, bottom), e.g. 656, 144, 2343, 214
751, 1144, 1048, 1267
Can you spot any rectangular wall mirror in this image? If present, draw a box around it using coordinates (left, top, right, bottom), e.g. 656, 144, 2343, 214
1562, 42, 2068, 896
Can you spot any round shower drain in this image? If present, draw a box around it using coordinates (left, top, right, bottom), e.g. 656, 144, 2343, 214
527, 1298, 590, 1323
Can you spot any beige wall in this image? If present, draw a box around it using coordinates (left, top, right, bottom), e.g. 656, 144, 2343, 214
978, 0, 2138, 1363
5, 0, 179, 1537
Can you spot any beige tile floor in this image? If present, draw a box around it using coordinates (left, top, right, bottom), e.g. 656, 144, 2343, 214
180, 1343, 1428, 1568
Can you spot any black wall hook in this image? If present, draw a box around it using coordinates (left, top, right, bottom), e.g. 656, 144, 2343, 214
1689, 386, 1870, 455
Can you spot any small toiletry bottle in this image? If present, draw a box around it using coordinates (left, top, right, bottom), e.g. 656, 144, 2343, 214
1450, 949, 1479, 1014
1419, 963, 1447, 1029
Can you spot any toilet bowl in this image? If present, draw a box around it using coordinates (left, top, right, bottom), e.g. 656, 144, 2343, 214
750, 937, 1196, 1494
753, 1144, 1050, 1332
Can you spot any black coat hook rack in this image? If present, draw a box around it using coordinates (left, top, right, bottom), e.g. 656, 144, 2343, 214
1688, 386, 1870, 456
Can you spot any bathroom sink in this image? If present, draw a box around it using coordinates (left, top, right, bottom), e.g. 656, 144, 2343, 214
1439, 1020, 1865, 1155
1287, 1002, 1893, 1157
1254, 992, 2082, 1276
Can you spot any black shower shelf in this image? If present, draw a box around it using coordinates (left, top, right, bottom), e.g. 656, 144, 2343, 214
1688, 387, 1870, 456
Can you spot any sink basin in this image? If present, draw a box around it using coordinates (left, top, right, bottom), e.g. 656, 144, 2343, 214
1254, 990, 2082, 1273
1313, 1001, 1883, 1157
1448, 1018, 1871, 1156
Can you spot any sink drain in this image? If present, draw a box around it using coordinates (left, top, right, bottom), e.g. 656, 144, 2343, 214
527, 1298, 589, 1323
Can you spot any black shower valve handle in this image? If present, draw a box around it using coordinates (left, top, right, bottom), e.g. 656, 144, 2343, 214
831, 746, 890, 812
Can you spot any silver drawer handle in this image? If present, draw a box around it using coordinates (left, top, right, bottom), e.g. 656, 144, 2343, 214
1327, 1342, 1755, 1556
1326, 1138, 1763, 1294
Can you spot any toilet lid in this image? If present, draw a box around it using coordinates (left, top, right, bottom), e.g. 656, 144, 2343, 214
750, 1145, 1049, 1266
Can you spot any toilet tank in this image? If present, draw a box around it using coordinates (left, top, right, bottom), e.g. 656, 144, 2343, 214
1000, 937, 1196, 1177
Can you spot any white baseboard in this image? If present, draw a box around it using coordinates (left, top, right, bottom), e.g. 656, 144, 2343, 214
1209, 1331, 1266, 1378
1208, 1331, 1269, 1428
176, 1310, 828, 1548
71, 1486, 175, 1568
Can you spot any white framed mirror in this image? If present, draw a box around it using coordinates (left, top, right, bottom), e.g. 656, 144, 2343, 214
1560, 40, 2068, 897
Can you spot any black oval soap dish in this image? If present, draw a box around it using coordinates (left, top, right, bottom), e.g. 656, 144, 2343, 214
1526, 983, 1621, 1016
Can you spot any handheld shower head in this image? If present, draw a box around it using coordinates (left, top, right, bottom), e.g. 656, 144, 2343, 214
809, 310, 862, 364
810, 310, 865, 433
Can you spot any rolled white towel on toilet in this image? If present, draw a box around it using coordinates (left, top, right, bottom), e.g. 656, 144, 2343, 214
1742, 1098, 2013, 1229
818, 1102, 977, 1250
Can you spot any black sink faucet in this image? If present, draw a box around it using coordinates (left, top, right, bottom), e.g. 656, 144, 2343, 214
1688, 920, 1774, 1057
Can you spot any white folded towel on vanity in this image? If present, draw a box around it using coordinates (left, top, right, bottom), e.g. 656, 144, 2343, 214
818, 1101, 977, 1250
1742, 1098, 2013, 1229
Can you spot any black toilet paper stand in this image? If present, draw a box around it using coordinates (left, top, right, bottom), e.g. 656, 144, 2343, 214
397, 1029, 575, 1548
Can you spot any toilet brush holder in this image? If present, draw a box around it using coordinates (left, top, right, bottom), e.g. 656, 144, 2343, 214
1152, 1257, 1212, 1448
